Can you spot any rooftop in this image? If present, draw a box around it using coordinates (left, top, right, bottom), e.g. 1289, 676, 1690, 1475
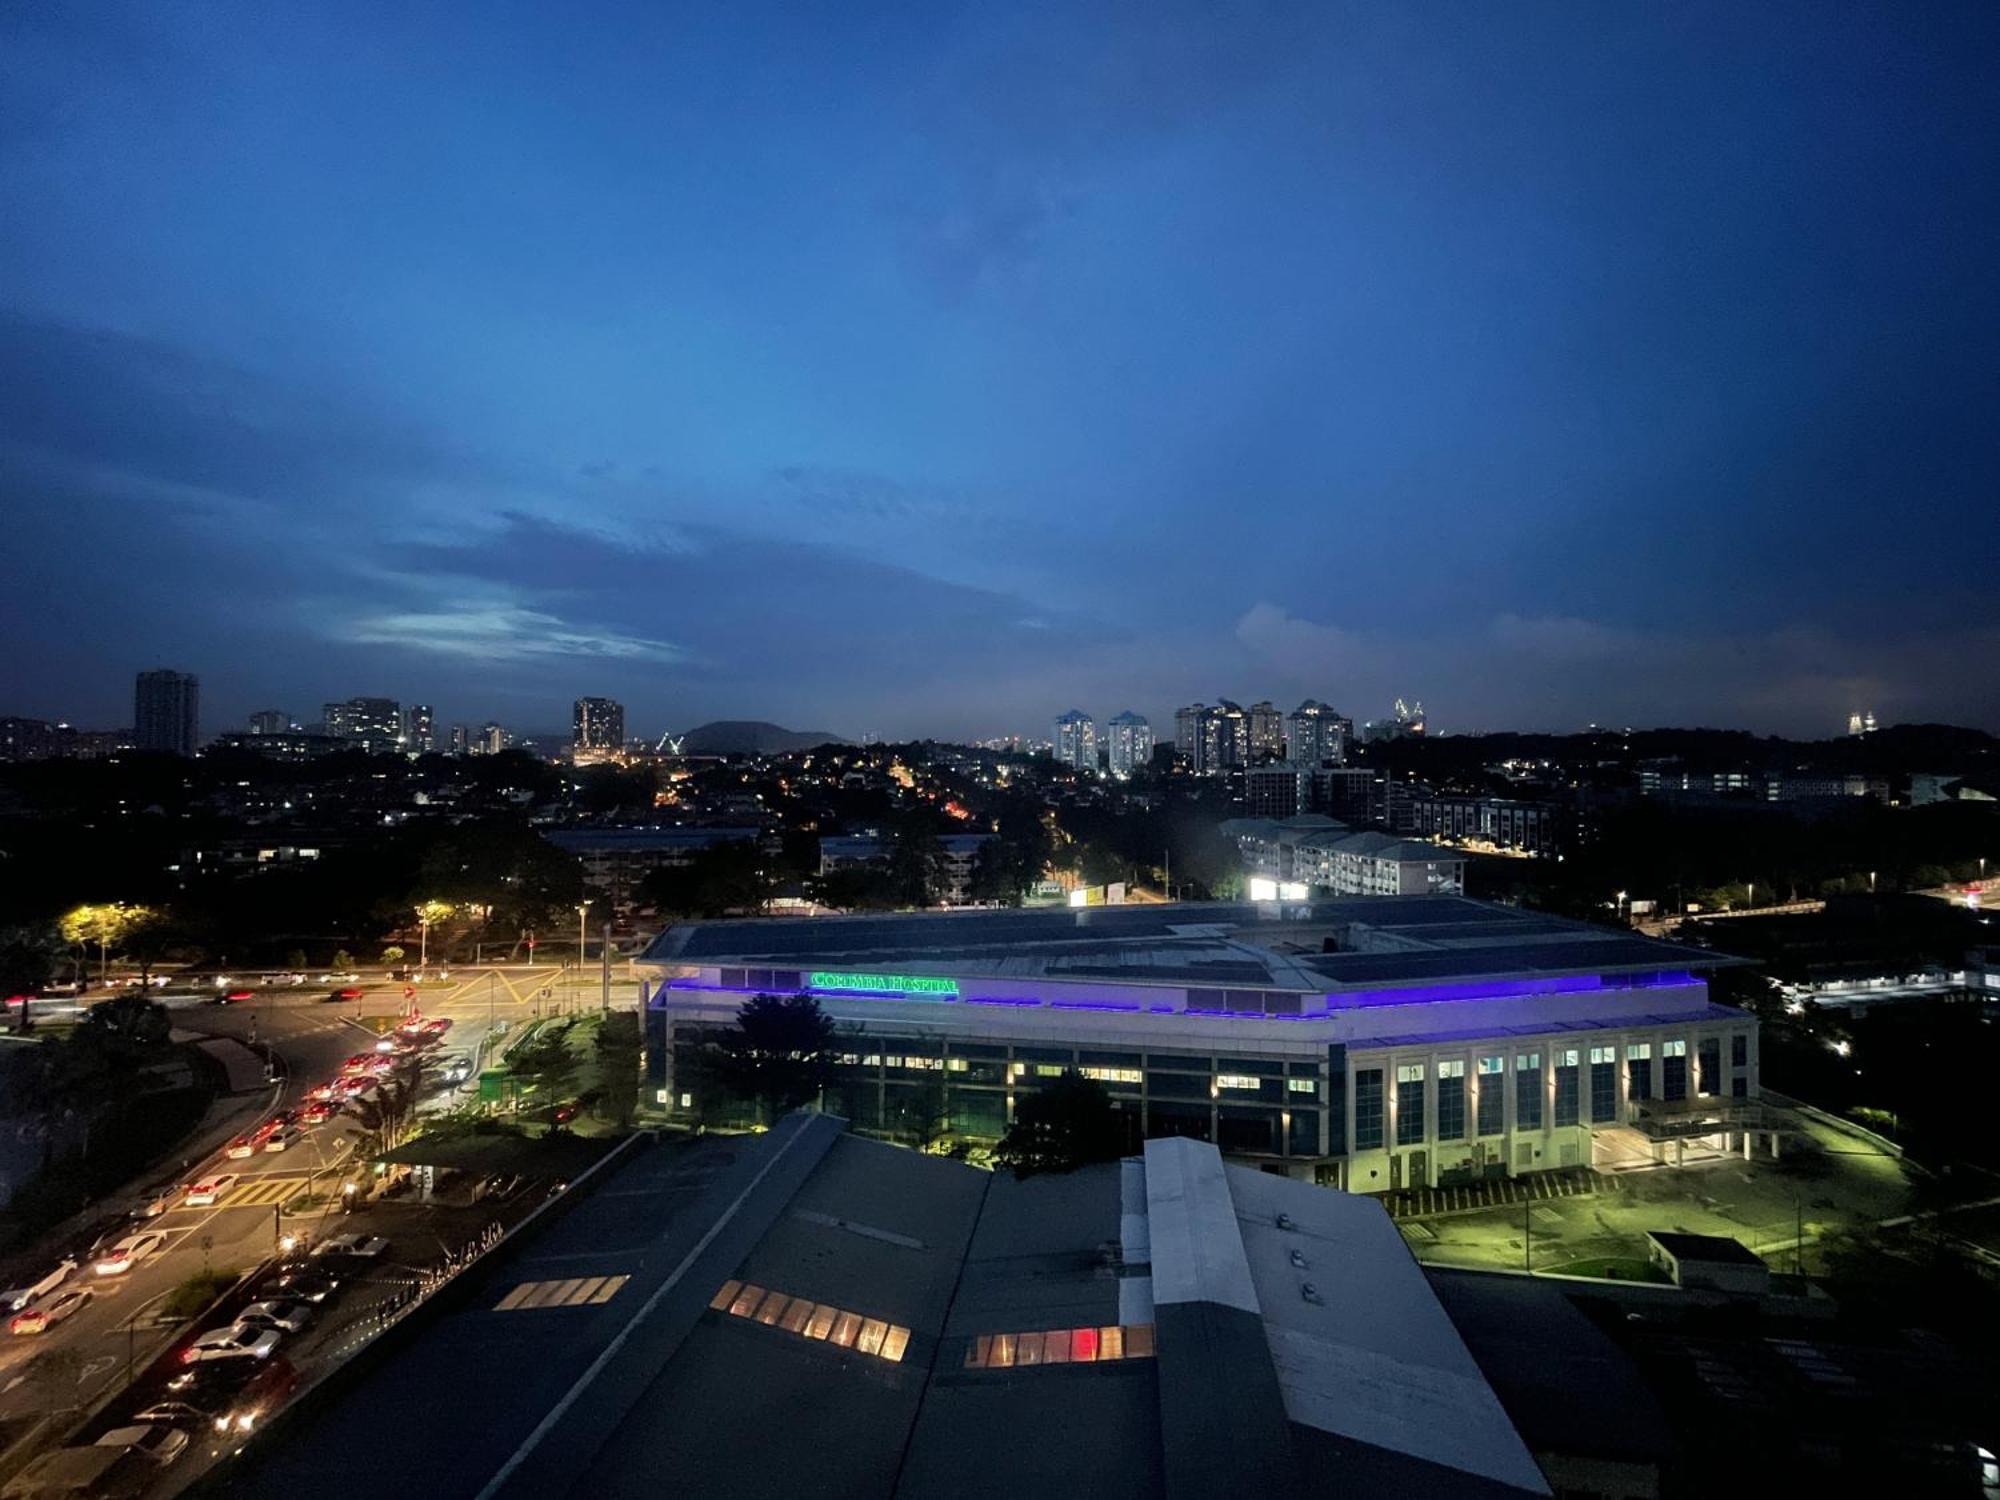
641, 896, 1738, 997
1645, 1231, 1769, 1267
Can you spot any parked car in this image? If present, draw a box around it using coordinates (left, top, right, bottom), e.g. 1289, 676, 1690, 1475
2, 1258, 78, 1312
268, 1265, 339, 1303
182, 1325, 281, 1363
313, 1234, 389, 1260
184, 1175, 239, 1207
95, 1232, 167, 1277
95, 1425, 189, 1466
9, 1287, 92, 1335
234, 1299, 312, 1334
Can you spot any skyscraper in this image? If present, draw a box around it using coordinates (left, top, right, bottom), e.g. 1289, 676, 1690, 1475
402, 703, 435, 753
1247, 701, 1284, 763
1105, 711, 1153, 778
1053, 710, 1099, 771
248, 709, 291, 736
1285, 700, 1348, 767
134, 669, 199, 756
573, 697, 626, 754
1174, 704, 1210, 767
1210, 700, 1249, 769
323, 697, 402, 743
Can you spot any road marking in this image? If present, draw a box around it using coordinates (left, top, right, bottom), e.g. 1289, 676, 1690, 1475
218, 1176, 309, 1207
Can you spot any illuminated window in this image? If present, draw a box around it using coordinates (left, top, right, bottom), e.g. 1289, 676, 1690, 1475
1080, 1066, 1142, 1085
1286, 1077, 1317, 1095
963, 1324, 1156, 1370
711, 1282, 911, 1363
1215, 1074, 1262, 1091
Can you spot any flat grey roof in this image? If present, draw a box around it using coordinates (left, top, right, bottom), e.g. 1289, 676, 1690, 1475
643, 896, 1737, 994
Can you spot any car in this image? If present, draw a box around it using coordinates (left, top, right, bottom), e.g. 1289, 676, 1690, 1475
3, 1258, 78, 1312
298, 1101, 336, 1125
209, 1358, 299, 1440
95, 1232, 168, 1277
439, 1053, 473, 1083
137, 1184, 187, 1218
336, 986, 365, 1001
9, 1287, 92, 1335
278, 972, 306, 986
134, 1401, 216, 1426
234, 1299, 312, 1334
183, 1325, 281, 1363
268, 1265, 339, 1303
184, 1175, 239, 1207
312, 1234, 389, 1260
262, 1128, 299, 1153
421, 1017, 454, 1039
362, 1055, 397, 1076
305, 1080, 342, 1102
223, 1135, 259, 1159
221, 989, 255, 1004
96, 1425, 190, 1466
338, 1077, 377, 1101
338, 1054, 377, 1076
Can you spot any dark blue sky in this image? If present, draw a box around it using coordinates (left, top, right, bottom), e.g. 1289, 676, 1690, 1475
2, 2, 1994, 741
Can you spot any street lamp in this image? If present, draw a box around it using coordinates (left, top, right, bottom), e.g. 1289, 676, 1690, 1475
1869, 870, 1877, 894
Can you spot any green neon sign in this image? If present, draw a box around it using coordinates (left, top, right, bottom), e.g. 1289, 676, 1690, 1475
809, 970, 959, 997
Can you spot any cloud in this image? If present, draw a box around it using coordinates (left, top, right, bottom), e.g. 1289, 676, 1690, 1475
1488, 613, 1639, 662
337, 602, 688, 666
1233, 602, 1372, 676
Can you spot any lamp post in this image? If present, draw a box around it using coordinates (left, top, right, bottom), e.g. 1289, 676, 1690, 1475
418, 915, 429, 972
576, 903, 590, 1015
1869, 870, 1877, 894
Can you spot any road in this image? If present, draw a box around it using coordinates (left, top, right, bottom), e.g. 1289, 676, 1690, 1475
0, 968, 645, 1462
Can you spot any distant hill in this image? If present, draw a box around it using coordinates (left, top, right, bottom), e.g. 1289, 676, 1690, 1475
678, 720, 848, 755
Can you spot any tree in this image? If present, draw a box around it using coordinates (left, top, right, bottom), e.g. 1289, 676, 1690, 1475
594, 1011, 642, 1127
0, 923, 62, 1028
698, 993, 839, 1122
381, 945, 406, 964
994, 1069, 1126, 1177
58, 903, 161, 984
284, 949, 309, 970
74, 994, 172, 1050
887, 820, 945, 907
638, 840, 770, 919
509, 1032, 580, 1126
329, 949, 354, 970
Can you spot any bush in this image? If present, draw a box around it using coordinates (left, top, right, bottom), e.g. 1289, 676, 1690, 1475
163, 1268, 238, 1320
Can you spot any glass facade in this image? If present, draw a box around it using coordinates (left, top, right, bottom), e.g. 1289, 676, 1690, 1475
1395, 1064, 1426, 1146
1626, 1042, 1651, 1102
1435, 1060, 1466, 1140
1354, 1068, 1385, 1151
1553, 1049, 1580, 1127
1515, 1053, 1542, 1130
1698, 1037, 1722, 1097
1662, 1039, 1687, 1101
1476, 1056, 1504, 1136
1588, 1046, 1617, 1123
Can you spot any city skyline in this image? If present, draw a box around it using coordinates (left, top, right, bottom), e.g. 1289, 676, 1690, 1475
3, 4, 1997, 740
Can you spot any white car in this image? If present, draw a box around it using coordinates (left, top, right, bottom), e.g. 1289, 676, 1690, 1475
234, 1299, 312, 1333
95, 1232, 168, 1277
262, 1128, 299, 1153
184, 1175, 239, 1207
96, 1425, 190, 1465
2, 1258, 78, 1312
313, 1234, 389, 1259
183, 1325, 281, 1363
9, 1287, 92, 1335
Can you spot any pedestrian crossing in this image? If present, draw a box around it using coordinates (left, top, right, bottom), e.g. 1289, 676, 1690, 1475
216, 1175, 311, 1208
493, 1275, 630, 1311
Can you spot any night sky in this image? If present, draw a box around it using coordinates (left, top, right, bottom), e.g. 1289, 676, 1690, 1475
2, 2, 1995, 741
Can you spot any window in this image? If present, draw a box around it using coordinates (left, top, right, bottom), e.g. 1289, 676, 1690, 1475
1553, 1049, 1579, 1127
1436, 1060, 1466, 1141
1396, 1063, 1426, 1146
1215, 1074, 1263, 1092
709, 1282, 909, 1365
1476, 1057, 1504, 1136
1589, 1049, 1617, 1123
1079, 1066, 1142, 1085
965, 1324, 1156, 1369
1662, 1039, 1688, 1101
1732, 1034, 1748, 1068
1698, 1037, 1722, 1097
1627, 1042, 1652, 1102
1354, 1069, 1384, 1152
1515, 1054, 1542, 1131
1286, 1077, 1318, 1096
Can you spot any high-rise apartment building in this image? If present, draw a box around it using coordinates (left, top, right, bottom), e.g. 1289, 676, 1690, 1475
1053, 710, 1098, 771
323, 697, 402, 744
1174, 704, 1210, 767
1284, 700, 1349, 767
1247, 701, 1284, 763
1105, 711, 1153, 778
134, 669, 199, 756
448, 724, 471, 756
1210, 701, 1249, 769
476, 722, 506, 755
402, 703, 435, 753
248, 709, 292, 736
573, 697, 626, 754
